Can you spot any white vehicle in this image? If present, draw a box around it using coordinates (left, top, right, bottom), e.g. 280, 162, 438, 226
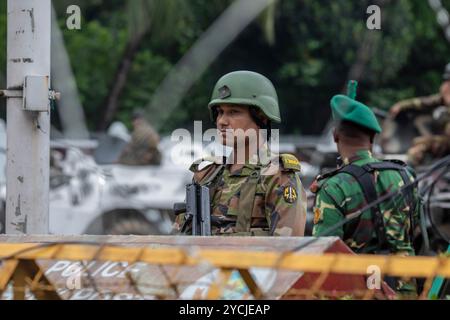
0, 120, 205, 235
47, 134, 204, 235
0, 121, 319, 236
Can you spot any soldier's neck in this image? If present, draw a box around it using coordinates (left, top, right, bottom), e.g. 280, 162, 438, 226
339, 146, 371, 163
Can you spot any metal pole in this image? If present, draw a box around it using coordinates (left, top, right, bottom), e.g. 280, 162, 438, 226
6, 0, 51, 234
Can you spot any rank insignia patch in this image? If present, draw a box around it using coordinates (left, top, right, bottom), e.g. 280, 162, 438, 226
283, 186, 297, 203
313, 207, 322, 224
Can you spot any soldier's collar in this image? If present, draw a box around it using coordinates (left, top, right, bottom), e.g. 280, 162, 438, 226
249, 144, 273, 165
224, 144, 277, 176
226, 164, 259, 177
343, 149, 373, 165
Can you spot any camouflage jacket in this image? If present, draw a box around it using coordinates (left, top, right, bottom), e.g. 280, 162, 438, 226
174, 153, 307, 236
393, 93, 444, 113
312, 150, 419, 256
394, 93, 450, 137
118, 121, 161, 166
312, 150, 421, 295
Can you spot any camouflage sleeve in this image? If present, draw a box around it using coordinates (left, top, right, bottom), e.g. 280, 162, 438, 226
312, 182, 346, 238
384, 208, 415, 256
383, 173, 417, 256
264, 172, 307, 236
171, 214, 184, 234
393, 93, 442, 113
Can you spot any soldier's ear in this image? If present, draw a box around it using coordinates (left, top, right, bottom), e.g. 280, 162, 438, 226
333, 128, 339, 143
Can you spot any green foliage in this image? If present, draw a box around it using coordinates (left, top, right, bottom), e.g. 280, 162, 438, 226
62, 18, 127, 128
118, 50, 172, 130
1, 1, 450, 135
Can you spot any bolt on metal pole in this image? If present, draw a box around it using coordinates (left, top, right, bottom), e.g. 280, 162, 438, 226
6, 0, 51, 234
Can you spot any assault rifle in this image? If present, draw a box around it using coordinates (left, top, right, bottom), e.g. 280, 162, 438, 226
173, 183, 211, 236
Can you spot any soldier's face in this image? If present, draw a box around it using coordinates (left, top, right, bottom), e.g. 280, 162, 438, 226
215, 104, 260, 147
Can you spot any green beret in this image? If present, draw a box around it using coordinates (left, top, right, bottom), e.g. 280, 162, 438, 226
330, 82, 382, 133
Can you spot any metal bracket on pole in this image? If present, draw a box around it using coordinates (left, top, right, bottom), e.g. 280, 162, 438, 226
48, 90, 61, 101
0, 90, 23, 98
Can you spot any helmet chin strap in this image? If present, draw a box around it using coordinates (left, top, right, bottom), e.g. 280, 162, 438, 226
211, 106, 219, 124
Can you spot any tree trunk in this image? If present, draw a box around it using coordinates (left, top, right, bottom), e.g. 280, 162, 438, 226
51, 4, 89, 139
96, 32, 146, 131
345, 0, 390, 89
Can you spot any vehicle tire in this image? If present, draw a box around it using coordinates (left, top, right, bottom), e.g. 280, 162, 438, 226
103, 211, 161, 235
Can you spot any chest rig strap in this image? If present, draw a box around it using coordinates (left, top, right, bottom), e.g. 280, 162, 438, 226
235, 168, 261, 233
362, 161, 416, 243
338, 160, 415, 252
339, 164, 388, 251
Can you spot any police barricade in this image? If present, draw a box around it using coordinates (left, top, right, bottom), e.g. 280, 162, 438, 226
0, 235, 448, 300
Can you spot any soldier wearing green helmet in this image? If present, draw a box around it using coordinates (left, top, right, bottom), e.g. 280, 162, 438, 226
310, 81, 420, 295
173, 71, 307, 236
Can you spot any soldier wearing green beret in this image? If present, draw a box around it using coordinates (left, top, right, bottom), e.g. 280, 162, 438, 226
311, 81, 420, 294
173, 71, 307, 236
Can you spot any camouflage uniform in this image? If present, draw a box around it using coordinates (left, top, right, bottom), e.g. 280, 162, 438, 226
312, 150, 418, 256
392, 93, 450, 134
391, 63, 450, 116
174, 71, 307, 236
391, 82, 450, 164
313, 81, 420, 294
391, 93, 444, 114
118, 120, 161, 166
174, 153, 307, 236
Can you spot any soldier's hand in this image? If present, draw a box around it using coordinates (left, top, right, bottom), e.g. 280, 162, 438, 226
309, 177, 320, 193
412, 136, 432, 147
430, 135, 448, 156
408, 144, 426, 166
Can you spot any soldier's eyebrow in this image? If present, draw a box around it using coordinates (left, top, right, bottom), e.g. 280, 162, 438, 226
228, 105, 246, 113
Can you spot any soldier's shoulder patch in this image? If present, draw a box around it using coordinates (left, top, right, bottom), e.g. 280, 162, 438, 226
313, 207, 322, 225
283, 185, 298, 203
280, 154, 301, 172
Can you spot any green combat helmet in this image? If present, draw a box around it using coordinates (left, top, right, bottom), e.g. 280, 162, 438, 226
330, 80, 382, 133
208, 71, 281, 123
